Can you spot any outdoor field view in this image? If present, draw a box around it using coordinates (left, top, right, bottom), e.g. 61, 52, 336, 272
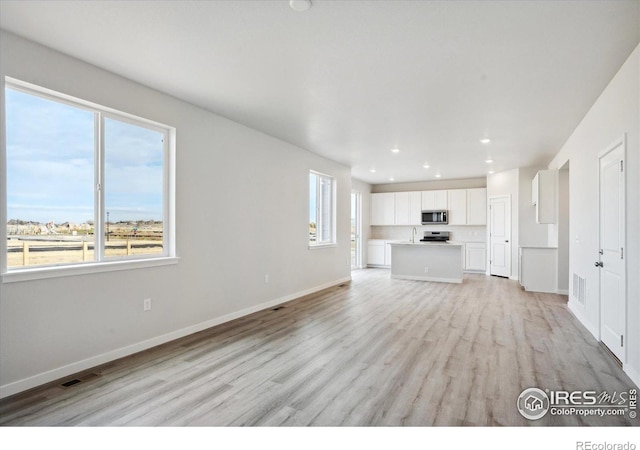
5, 86, 165, 269
7, 220, 163, 268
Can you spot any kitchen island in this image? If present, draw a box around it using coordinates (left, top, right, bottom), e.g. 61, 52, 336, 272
389, 241, 464, 283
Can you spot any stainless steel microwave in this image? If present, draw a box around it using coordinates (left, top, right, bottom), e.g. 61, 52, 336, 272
421, 210, 448, 225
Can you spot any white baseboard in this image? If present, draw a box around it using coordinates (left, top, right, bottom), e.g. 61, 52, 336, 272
556, 289, 569, 295
567, 300, 599, 340
0, 276, 351, 399
509, 275, 519, 281
624, 365, 640, 389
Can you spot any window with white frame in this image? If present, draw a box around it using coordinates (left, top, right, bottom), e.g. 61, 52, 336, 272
309, 171, 335, 246
3, 79, 175, 274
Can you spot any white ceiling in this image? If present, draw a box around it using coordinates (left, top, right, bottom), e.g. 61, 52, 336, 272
1, 0, 639, 185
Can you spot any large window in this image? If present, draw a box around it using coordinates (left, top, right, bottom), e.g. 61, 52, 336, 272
309, 171, 335, 246
3, 79, 175, 277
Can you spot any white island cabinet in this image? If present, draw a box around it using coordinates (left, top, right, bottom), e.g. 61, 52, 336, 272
389, 242, 464, 283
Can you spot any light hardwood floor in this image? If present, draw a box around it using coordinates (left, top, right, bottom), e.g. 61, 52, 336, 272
0, 269, 637, 426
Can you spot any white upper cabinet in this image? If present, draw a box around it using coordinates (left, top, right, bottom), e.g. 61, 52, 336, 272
447, 188, 487, 225
394, 192, 410, 225
421, 190, 447, 210
395, 191, 422, 225
373, 191, 422, 226
407, 191, 423, 225
372, 188, 486, 226
532, 170, 557, 224
447, 189, 467, 225
371, 192, 395, 225
466, 188, 487, 225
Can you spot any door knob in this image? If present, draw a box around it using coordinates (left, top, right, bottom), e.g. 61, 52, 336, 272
505, 240, 509, 243
594, 261, 603, 267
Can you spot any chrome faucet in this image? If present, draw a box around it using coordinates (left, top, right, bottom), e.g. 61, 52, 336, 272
411, 227, 417, 243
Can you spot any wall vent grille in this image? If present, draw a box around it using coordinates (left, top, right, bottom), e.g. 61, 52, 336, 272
572, 273, 586, 304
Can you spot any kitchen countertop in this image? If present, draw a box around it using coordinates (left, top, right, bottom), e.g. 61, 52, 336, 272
389, 241, 464, 247
519, 245, 558, 249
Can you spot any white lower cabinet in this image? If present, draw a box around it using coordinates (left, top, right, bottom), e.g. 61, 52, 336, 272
519, 246, 557, 293
370, 240, 485, 271
367, 240, 385, 266
367, 240, 392, 267
464, 243, 486, 272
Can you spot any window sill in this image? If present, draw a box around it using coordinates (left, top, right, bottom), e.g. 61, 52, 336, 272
308, 243, 337, 250
1, 256, 180, 283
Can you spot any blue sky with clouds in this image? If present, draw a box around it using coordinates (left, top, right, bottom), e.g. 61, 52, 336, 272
6, 88, 163, 224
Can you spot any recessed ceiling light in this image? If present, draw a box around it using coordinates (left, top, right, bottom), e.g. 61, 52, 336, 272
435, 172, 441, 178
488, 170, 495, 175
391, 148, 400, 153
485, 159, 493, 163
289, 0, 312, 12
389, 177, 395, 182
369, 169, 376, 173
480, 138, 491, 144
423, 164, 430, 169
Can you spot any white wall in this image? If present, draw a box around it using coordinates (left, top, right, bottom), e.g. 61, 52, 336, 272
548, 44, 639, 387
556, 168, 570, 293
0, 32, 352, 397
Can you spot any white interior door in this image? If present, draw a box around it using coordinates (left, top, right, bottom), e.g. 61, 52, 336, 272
489, 196, 511, 277
598, 138, 626, 362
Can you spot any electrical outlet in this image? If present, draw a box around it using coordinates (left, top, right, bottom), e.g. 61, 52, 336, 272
424, 267, 429, 273
143, 298, 152, 311
264, 275, 269, 284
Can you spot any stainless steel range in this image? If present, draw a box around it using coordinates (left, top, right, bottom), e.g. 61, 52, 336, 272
420, 231, 450, 242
